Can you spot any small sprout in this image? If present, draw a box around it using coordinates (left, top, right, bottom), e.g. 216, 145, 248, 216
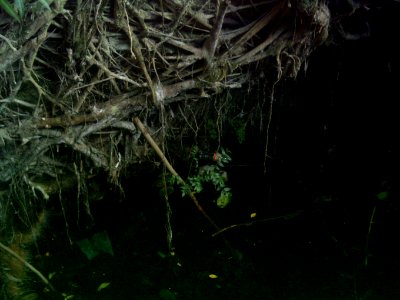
209, 274, 218, 279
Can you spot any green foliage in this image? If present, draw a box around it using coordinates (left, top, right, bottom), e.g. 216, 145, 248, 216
158, 147, 233, 208
97, 282, 111, 292
216, 190, 231, 208
38, 0, 51, 10
0, 0, 51, 22
377, 191, 389, 201
183, 147, 232, 208
215, 147, 231, 167
180, 182, 192, 197
0, 0, 21, 22
14, 0, 24, 18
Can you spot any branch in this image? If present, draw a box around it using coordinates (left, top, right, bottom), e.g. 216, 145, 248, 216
212, 210, 303, 237
203, 0, 229, 64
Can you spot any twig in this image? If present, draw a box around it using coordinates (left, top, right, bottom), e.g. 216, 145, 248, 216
0, 34, 17, 51
133, 117, 220, 231
364, 205, 376, 267
212, 210, 303, 237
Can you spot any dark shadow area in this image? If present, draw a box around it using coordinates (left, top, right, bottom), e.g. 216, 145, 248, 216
28, 3, 400, 299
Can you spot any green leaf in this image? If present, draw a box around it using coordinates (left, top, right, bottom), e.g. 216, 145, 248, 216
377, 191, 389, 201
190, 177, 203, 193
181, 185, 191, 197
97, 282, 111, 292
216, 192, 231, 208
157, 250, 167, 259
14, 0, 24, 17
48, 272, 56, 280
0, 0, 21, 22
37, 0, 51, 10
77, 231, 113, 260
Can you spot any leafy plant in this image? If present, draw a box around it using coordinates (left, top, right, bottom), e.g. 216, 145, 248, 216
0, 0, 21, 22
184, 147, 232, 208
214, 147, 231, 167
159, 147, 233, 208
